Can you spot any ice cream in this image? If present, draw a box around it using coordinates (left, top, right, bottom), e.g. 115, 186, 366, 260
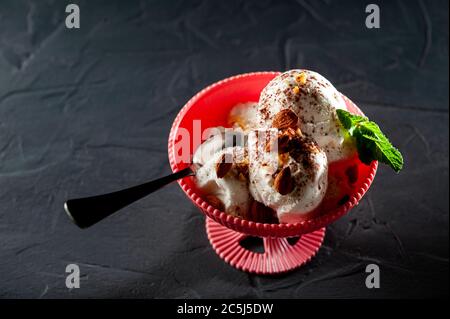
193, 69, 357, 224
248, 128, 328, 222
228, 102, 259, 132
193, 128, 252, 218
257, 69, 355, 162
193, 126, 246, 166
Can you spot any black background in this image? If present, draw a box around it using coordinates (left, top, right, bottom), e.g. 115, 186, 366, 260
0, 0, 448, 298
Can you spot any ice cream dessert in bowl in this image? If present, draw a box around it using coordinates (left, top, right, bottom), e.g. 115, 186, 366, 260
63, 69, 401, 273
168, 70, 402, 273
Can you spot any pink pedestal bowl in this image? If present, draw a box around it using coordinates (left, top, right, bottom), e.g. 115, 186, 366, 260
168, 72, 378, 274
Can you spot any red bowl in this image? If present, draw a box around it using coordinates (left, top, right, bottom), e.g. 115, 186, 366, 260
168, 72, 377, 238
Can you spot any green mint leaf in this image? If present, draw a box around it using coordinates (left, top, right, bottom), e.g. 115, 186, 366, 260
354, 133, 376, 165
336, 109, 367, 131
336, 109, 404, 173
360, 133, 404, 172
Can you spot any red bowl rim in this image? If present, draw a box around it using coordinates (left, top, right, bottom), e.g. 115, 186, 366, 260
168, 72, 378, 237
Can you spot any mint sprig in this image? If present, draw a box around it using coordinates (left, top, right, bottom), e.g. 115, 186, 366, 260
336, 109, 403, 172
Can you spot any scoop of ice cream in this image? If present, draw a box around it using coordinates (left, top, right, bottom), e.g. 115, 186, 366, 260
247, 128, 328, 222
194, 144, 251, 218
257, 69, 355, 162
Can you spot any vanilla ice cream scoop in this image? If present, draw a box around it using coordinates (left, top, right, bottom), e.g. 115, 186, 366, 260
247, 128, 328, 222
194, 142, 251, 218
257, 69, 355, 162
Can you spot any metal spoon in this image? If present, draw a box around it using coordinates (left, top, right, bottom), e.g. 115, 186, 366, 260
64, 166, 195, 229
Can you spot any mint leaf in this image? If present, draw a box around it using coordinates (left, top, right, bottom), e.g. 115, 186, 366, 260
336, 109, 367, 130
336, 109, 404, 173
360, 133, 404, 172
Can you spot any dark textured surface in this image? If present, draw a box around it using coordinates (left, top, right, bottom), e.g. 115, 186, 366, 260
0, 0, 448, 298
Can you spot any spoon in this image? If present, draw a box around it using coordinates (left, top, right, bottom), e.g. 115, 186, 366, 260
64, 166, 195, 228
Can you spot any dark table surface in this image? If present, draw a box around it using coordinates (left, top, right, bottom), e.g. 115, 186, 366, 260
0, 0, 448, 298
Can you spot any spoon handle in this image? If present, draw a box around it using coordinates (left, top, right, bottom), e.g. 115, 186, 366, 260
64, 167, 195, 228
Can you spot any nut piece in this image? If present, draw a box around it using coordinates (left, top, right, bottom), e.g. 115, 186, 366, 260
277, 134, 291, 153
205, 194, 225, 211
278, 152, 290, 166
272, 109, 298, 130
265, 130, 295, 153
273, 166, 295, 195
295, 72, 307, 85
274, 127, 303, 154
215, 154, 233, 178
228, 115, 246, 130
